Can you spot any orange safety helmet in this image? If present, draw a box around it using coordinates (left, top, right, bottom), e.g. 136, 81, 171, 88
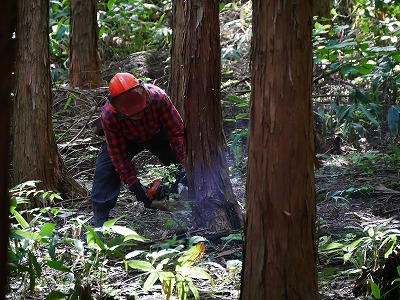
108, 73, 149, 117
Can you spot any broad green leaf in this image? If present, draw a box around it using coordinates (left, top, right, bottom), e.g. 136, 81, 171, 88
45, 260, 71, 272
347, 239, 362, 252
28, 251, 42, 277
326, 40, 357, 50
107, 0, 116, 10
103, 216, 123, 228
13, 229, 42, 241
182, 266, 213, 281
358, 104, 379, 126
341, 65, 359, 75
126, 260, 154, 272
319, 242, 344, 251
125, 250, 143, 259
370, 46, 397, 52
11, 210, 29, 229
48, 234, 58, 260
49, 193, 62, 201
177, 243, 205, 268
369, 279, 381, 299
388, 106, 400, 135
187, 278, 200, 300
84, 225, 106, 251
143, 271, 159, 292
39, 223, 55, 237
226, 94, 249, 106
109, 225, 145, 241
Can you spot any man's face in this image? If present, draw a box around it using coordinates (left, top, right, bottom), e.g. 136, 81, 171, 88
112, 85, 149, 117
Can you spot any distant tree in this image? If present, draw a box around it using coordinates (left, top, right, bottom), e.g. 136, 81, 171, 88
13, 0, 86, 202
313, 0, 330, 19
0, 1, 16, 296
180, 0, 244, 230
240, 0, 318, 299
69, 0, 103, 89
170, 0, 185, 115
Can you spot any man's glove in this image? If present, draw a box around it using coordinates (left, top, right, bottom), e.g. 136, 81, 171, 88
129, 182, 152, 208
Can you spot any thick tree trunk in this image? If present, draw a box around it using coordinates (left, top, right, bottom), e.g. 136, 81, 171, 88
13, 0, 86, 201
241, 0, 318, 299
0, 1, 16, 296
182, 0, 243, 231
69, 0, 103, 89
170, 0, 185, 116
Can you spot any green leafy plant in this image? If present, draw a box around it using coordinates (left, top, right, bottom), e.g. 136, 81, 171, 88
8, 181, 147, 299
126, 240, 213, 300
313, 14, 400, 146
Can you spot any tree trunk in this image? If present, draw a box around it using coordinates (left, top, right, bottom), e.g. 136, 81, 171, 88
241, 0, 318, 299
313, 0, 330, 19
13, 0, 87, 201
0, 1, 16, 296
170, 0, 185, 115
182, 0, 244, 231
69, 0, 103, 89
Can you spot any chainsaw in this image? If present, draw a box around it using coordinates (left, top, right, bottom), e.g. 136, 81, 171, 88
146, 169, 187, 202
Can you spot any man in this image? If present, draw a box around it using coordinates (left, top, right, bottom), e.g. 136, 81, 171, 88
91, 72, 185, 227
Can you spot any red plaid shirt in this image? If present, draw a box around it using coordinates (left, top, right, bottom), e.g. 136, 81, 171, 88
101, 84, 184, 188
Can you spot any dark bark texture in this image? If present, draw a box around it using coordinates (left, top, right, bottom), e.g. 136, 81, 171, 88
69, 0, 103, 89
13, 0, 87, 201
181, 0, 244, 231
241, 0, 318, 299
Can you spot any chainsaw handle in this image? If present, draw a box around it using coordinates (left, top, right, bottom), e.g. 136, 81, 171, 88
146, 179, 162, 200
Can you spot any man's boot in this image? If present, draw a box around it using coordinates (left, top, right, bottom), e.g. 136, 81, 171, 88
92, 203, 110, 228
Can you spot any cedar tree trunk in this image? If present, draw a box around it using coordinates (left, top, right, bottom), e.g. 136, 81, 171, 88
69, 0, 103, 89
240, 0, 318, 299
182, 0, 244, 231
13, 0, 87, 202
170, 0, 185, 115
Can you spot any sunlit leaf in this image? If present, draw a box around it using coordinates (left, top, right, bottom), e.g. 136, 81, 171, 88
12, 229, 42, 241
45, 260, 71, 272
319, 242, 345, 251
39, 223, 55, 237
182, 266, 213, 281
126, 260, 154, 272
143, 271, 159, 291
177, 243, 205, 268
187, 278, 200, 300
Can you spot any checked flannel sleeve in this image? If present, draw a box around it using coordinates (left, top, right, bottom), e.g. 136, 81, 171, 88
101, 102, 140, 188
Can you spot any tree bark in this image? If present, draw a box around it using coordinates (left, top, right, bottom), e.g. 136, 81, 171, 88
0, 1, 16, 296
69, 0, 103, 89
170, 0, 185, 115
182, 0, 244, 231
13, 0, 87, 201
241, 0, 318, 299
